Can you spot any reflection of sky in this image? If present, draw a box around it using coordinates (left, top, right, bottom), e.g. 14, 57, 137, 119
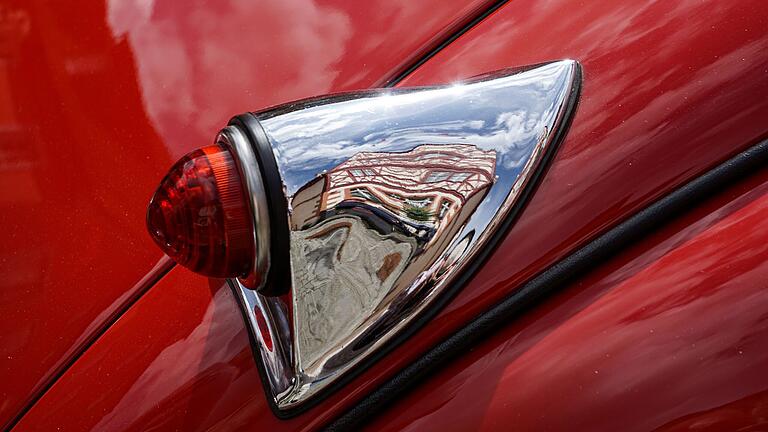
104, 0, 496, 159
260, 61, 574, 236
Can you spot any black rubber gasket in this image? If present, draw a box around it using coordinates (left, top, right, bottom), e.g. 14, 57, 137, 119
325, 137, 768, 431
229, 114, 292, 296
229, 64, 582, 419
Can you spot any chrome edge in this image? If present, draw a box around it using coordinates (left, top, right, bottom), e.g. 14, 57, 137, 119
217, 126, 271, 290
232, 60, 581, 411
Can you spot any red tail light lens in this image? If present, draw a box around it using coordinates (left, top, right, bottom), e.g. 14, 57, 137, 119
147, 145, 254, 277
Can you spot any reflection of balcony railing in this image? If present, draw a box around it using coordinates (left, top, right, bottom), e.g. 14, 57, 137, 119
290, 143, 497, 248
320, 200, 437, 246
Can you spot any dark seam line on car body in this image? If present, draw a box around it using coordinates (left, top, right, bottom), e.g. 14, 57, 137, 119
325, 138, 768, 431
382, 0, 512, 88
2, 257, 176, 432
3, 2, 517, 426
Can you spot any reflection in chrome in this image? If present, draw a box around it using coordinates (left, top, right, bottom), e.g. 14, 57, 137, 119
231, 60, 581, 411
291, 143, 495, 371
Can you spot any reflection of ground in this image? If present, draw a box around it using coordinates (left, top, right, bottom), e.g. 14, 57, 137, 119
292, 215, 416, 368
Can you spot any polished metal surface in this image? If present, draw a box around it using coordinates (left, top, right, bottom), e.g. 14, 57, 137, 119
217, 126, 271, 290
231, 60, 581, 410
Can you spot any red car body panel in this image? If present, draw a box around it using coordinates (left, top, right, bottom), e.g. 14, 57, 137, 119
0, 0, 497, 427
367, 167, 768, 431
396, 0, 768, 368
13, 272, 262, 432
4, 0, 768, 430
15, 169, 768, 432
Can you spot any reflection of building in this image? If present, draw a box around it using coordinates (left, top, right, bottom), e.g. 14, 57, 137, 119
290, 144, 496, 367
292, 144, 496, 239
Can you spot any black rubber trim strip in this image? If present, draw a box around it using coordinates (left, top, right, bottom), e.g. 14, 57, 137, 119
325, 138, 768, 431
383, 0, 511, 88
2, 257, 176, 432
229, 114, 292, 296
229, 65, 581, 420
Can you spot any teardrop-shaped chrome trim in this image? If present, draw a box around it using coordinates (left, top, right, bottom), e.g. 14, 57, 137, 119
231, 60, 581, 413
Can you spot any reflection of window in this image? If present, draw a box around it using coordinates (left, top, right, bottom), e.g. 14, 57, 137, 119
405, 197, 431, 208
418, 153, 456, 161
439, 201, 451, 218
350, 168, 375, 177
351, 187, 380, 203
425, 171, 451, 183
425, 171, 472, 183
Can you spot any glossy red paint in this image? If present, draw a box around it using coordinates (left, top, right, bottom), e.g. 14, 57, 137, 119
0, 0, 497, 427
366, 167, 768, 431
17, 173, 768, 432
12, 1, 768, 431
396, 0, 768, 366
13, 271, 267, 432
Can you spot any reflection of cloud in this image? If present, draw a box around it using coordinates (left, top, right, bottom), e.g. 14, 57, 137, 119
106, 0, 352, 157
262, 61, 573, 193
476, 110, 545, 168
